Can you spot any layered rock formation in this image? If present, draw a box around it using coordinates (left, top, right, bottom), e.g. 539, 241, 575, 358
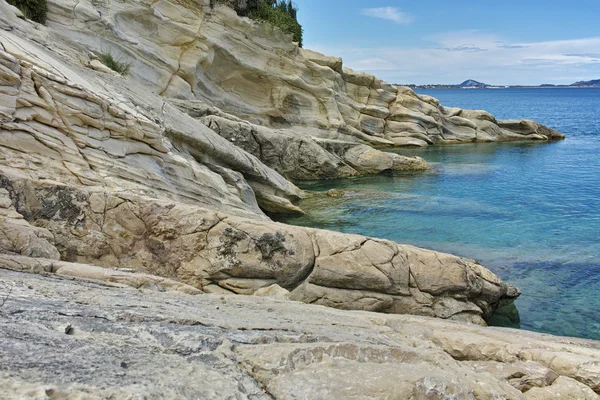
0, 0, 521, 325
0, 0, 590, 397
1, 269, 598, 399
2, 0, 562, 181
0, 39, 301, 216
0, 176, 519, 325
170, 100, 428, 180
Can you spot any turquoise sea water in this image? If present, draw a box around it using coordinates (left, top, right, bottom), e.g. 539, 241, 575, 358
278, 88, 600, 340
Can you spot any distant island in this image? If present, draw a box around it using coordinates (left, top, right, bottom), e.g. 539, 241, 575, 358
404, 79, 600, 89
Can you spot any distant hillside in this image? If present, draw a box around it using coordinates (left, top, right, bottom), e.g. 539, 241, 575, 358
460, 79, 488, 88
405, 79, 600, 89
570, 79, 600, 87
404, 79, 492, 89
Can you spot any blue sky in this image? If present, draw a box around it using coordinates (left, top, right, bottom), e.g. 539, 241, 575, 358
294, 0, 600, 85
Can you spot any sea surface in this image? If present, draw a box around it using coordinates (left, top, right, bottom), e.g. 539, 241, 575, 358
278, 88, 600, 340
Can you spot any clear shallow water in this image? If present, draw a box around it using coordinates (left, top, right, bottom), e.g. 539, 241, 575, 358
278, 88, 600, 340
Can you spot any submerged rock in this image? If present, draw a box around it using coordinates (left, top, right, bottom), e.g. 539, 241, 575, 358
487, 302, 522, 329
327, 189, 345, 198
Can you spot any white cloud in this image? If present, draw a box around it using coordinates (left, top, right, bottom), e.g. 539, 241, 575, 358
354, 57, 398, 71
305, 33, 600, 85
438, 45, 488, 53
361, 7, 413, 25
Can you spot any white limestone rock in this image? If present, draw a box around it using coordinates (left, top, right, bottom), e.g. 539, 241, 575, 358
0, 268, 597, 399
12, 0, 559, 181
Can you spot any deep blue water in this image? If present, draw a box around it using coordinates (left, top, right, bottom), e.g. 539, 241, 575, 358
278, 88, 600, 340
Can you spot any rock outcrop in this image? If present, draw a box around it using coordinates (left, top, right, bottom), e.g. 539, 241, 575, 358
1, 176, 519, 325
0, 39, 302, 216
0, 40, 510, 325
0, 0, 563, 181
0, 0, 590, 397
0, 0, 567, 325
1, 269, 598, 399
171, 100, 428, 180
0, 35, 509, 324
0, 0, 570, 320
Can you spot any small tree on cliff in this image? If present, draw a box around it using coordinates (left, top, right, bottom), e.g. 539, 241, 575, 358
248, 0, 303, 47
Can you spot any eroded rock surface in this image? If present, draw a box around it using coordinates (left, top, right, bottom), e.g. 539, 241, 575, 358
0, 5, 524, 325
0, 31, 303, 216
2, 0, 563, 182
0, 1, 591, 397
0, 188, 59, 260
1, 177, 518, 324
172, 100, 428, 180
0, 269, 598, 399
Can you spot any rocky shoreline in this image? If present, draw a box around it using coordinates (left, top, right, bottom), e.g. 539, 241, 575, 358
0, 0, 596, 398
2, 268, 599, 399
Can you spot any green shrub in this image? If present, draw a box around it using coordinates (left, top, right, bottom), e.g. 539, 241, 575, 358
99, 52, 131, 75
249, 0, 303, 47
7, 0, 47, 24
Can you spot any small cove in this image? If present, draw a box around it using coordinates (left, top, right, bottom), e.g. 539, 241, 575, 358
277, 88, 600, 340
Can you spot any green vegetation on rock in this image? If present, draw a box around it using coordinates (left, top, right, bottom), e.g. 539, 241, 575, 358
7, 0, 47, 24
248, 0, 303, 47
99, 52, 131, 75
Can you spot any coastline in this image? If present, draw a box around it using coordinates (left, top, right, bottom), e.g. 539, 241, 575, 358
0, 0, 576, 345
408, 86, 600, 90
0, 0, 598, 396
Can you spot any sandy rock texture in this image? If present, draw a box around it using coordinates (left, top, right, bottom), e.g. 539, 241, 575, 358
1, 178, 519, 324
0, 2, 593, 397
0, 269, 598, 399
2, 0, 561, 181
0, 188, 60, 260
0, 0, 521, 325
171, 100, 428, 180
0, 37, 302, 216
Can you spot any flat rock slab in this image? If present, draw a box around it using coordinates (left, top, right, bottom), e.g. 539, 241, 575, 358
1, 269, 598, 399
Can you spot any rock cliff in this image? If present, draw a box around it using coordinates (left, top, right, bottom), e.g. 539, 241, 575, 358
4, 0, 563, 181
0, 0, 521, 324
0, 0, 591, 397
